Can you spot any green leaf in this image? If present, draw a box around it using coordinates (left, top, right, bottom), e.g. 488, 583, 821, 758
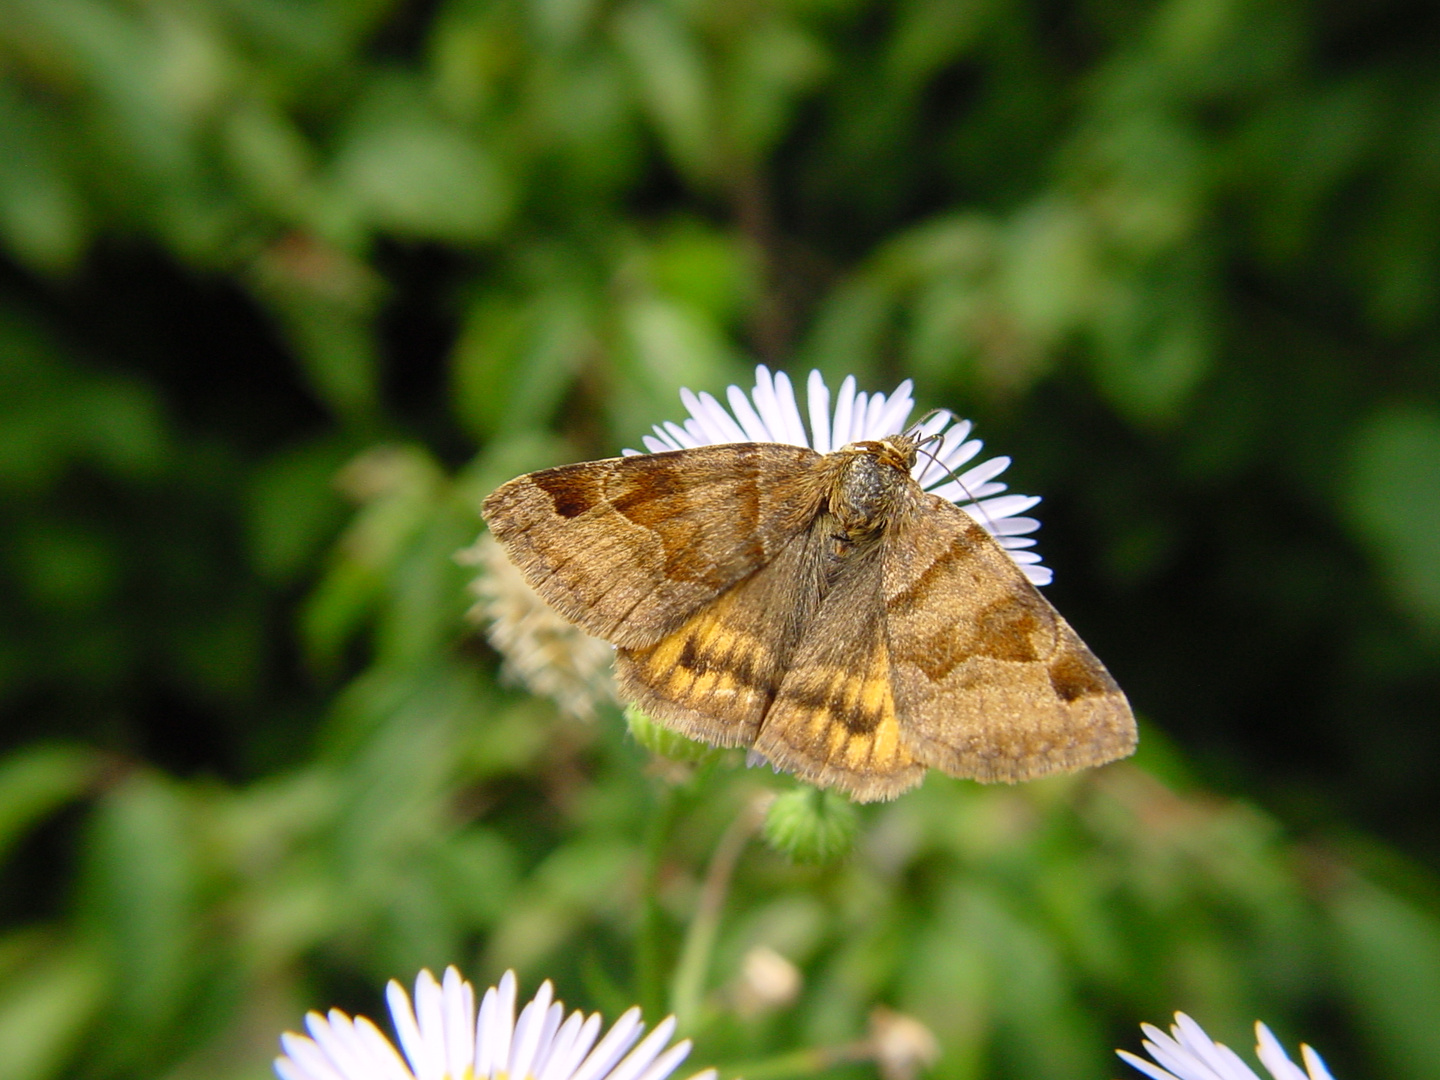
1330, 880, 1440, 1080
333, 77, 514, 243
1346, 405, 1440, 633
0, 745, 100, 868
0, 937, 107, 1080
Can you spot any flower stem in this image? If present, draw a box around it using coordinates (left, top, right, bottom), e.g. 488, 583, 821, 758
720, 1041, 871, 1080
669, 794, 770, 1029
637, 783, 679, 1019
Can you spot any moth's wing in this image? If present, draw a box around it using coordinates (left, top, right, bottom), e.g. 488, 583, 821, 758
615, 525, 832, 749
885, 494, 1136, 783
750, 541, 928, 802
481, 443, 823, 649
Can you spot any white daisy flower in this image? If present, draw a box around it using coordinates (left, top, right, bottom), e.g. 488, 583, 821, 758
1119, 1013, 1337, 1080
628, 365, 1051, 586
275, 967, 718, 1080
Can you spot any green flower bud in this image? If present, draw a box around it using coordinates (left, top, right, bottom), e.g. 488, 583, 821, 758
625, 706, 725, 765
762, 786, 858, 864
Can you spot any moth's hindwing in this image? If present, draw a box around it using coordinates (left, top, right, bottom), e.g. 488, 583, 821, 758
614, 529, 828, 750
752, 541, 928, 801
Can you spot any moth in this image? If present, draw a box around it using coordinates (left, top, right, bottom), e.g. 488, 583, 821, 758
481, 433, 1136, 801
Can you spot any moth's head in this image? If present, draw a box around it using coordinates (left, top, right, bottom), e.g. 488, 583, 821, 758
828, 435, 921, 539
838, 435, 918, 474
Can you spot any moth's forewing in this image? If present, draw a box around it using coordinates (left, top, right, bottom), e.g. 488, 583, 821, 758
884, 493, 1137, 782
751, 538, 928, 801
481, 443, 823, 649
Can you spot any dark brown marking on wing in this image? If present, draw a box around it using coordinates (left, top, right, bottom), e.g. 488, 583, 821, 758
733, 444, 765, 567
1047, 648, 1116, 702
610, 462, 687, 524
973, 593, 1050, 663
533, 469, 604, 519
887, 525, 986, 616
776, 681, 882, 734
907, 591, 1055, 681
676, 628, 769, 693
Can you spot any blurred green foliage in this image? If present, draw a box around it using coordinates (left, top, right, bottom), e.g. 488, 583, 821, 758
2, 0, 1440, 1079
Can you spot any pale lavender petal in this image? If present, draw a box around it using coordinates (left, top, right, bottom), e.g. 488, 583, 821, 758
693, 391, 748, 442
677, 389, 723, 443
930, 477, 990, 503
1023, 563, 1053, 585
1138, 1025, 1220, 1080
530, 1002, 565, 1077
309, 1013, 380, 1080
535, 1011, 586, 1080
411, 973, 447, 1080
751, 367, 791, 443
274, 1057, 315, 1080
386, 982, 429, 1080
475, 985, 498, 1076
352, 1017, 417, 1080
681, 1071, 718, 1080
861, 390, 888, 438
605, 1017, 679, 1080
1173, 1015, 1262, 1080
569, 1009, 645, 1080
914, 425, 981, 489
1255, 1025, 1308, 1080
952, 455, 1012, 494
541, 1013, 604, 1080
1300, 1046, 1335, 1080
831, 375, 857, 448
638, 435, 674, 454
915, 410, 954, 438
442, 968, 475, 1077
682, 391, 748, 446
806, 370, 832, 453
280, 1031, 350, 1080
968, 494, 1041, 522
658, 421, 696, 449
1215, 1044, 1268, 1080
1140, 1036, 1223, 1080
937, 436, 982, 474
934, 478, 1007, 502
508, 980, 555, 1080
1119, 1048, 1185, 1080
873, 379, 915, 436
846, 392, 869, 442
998, 535, 1038, 548
772, 370, 809, 445
988, 515, 1041, 536
726, 384, 773, 442
484, 972, 518, 1080
631, 1039, 694, 1080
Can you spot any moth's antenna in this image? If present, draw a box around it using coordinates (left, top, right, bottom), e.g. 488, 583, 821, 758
905, 409, 955, 486
905, 411, 998, 533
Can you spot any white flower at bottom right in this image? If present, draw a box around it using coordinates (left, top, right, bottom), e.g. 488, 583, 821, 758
1119, 1013, 1336, 1080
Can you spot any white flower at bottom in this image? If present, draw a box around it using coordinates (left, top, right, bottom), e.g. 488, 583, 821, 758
1119, 1013, 1337, 1080
276, 968, 718, 1080
628, 365, 1052, 586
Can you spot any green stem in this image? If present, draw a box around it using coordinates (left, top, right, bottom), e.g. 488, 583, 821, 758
668, 795, 768, 1029
637, 784, 678, 1019
720, 1041, 871, 1080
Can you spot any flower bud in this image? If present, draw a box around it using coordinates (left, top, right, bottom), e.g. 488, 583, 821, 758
762, 786, 858, 864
